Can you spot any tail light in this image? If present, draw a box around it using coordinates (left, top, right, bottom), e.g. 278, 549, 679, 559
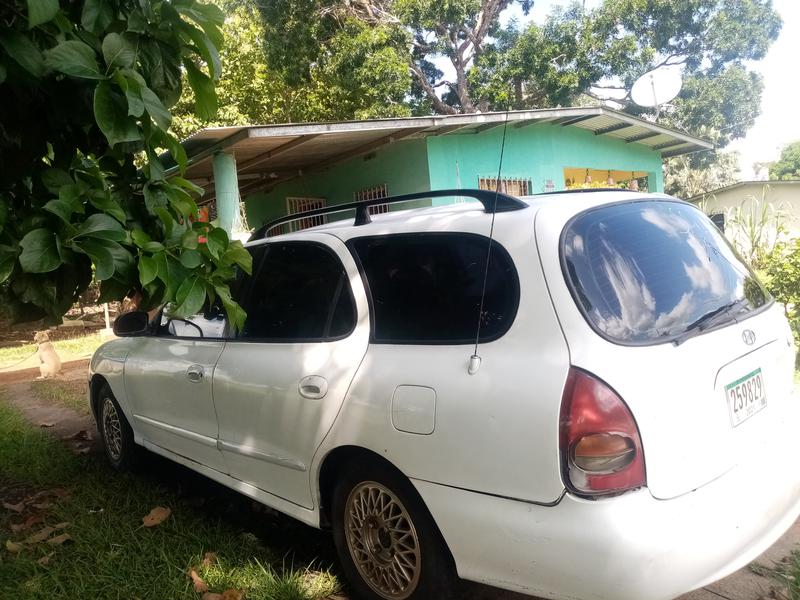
559, 368, 646, 497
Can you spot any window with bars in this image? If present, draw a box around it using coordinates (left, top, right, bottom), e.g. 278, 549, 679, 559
478, 177, 532, 196
355, 184, 389, 215
285, 197, 327, 233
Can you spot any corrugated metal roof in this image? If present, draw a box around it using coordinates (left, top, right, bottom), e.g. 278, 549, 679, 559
174, 106, 713, 195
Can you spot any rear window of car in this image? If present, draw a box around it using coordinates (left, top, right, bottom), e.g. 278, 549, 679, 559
561, 200, 770, 345
349, 233, 519, 344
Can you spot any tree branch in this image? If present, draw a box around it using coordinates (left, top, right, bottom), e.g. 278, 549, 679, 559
409, 63, 459, 115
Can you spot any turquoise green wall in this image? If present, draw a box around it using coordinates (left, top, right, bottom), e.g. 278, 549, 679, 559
425, 122, 664, 203
245, 138, 431, 228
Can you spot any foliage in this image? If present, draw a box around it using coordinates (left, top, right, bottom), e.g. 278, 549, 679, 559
722, 186, 787, 271
664, 150, 740, 199
0, 0, 250, 327
769, 141, 800, 181
762, 239, 800, 355
251, 0, 780, 152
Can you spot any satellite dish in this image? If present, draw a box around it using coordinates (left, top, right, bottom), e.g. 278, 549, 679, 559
631, 66, 683, 116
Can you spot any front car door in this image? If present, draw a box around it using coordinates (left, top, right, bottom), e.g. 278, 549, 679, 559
212, 233, 369, 509
123, 307, 228, 472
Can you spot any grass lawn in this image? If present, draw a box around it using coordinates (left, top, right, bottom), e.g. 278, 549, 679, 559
0, 333, 105, 368
29, 380, 91, 417
0, 396, 339, 599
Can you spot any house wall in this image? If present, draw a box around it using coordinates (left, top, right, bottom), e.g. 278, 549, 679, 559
244, 138, 431, 229
425, 122, 665, 203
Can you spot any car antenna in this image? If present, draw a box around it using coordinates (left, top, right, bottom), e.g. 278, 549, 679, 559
468, 112, 510, 376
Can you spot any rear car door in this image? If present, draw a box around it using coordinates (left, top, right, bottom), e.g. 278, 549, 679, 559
212, 233, 369, 509
123, 307, 228, 472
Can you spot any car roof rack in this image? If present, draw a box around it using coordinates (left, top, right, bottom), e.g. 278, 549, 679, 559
249, 188, 528, 241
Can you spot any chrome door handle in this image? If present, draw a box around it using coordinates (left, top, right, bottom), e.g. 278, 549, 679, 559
298, 375, 328, 399
186, 365, 204, 383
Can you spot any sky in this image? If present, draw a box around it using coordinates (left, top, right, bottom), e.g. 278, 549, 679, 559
498, 0, 800, 179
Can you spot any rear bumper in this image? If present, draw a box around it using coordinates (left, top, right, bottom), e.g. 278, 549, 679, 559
414, 432, 800, 600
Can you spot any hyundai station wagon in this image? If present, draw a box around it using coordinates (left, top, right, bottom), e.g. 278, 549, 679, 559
90, 189, 800, 600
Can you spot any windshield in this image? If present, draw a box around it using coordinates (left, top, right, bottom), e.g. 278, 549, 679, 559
561, 200, 770, 345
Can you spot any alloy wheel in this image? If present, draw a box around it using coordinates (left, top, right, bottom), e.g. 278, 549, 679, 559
344, 481, 422, 599
101, 397, 123, 461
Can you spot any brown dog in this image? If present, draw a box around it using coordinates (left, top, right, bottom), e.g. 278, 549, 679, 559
33, 330, 61, 379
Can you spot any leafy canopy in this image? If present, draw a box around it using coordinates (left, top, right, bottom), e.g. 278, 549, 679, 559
769, 141, 800, 181
0, 0, 250, 327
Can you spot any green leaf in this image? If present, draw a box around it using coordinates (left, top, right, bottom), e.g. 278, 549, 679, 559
138, 254, 157, 285
140, 84, 172, 130
94, 81, 142, 146
43, 198, 74, 224
19, 229, 60, 273
181, 229, 199, 250
0, 253, 15, 285
222, 242, 253, 274
59, 183, 84, 212
131, 229, 152, 247
179, 22, 221, 79
214, 283, 246, 332
143, 182, 169, 215
141, 241, 165, 253
74, 239, 114, 280
205, 227, 228, 260
179, 249, 202, 268
0, 32, 45, 77
166, 186, 196, 218
174, 276, 205, 317
81, 0, 114, 34
44, 40, 103, 79
87, 191, 126, 223
27, 0, 59, 28
40, 168, 72, 194
164, 134, 188, 174
98, 277, 132, 304
171, 176, 204, 197
184, 60, 217, 120
102, 33, 137, 70
75, 213, 127, 241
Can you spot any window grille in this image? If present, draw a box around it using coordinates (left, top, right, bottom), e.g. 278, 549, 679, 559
285, 197, 327, 233
478, 177, 532, 196
355, 184, 389, 215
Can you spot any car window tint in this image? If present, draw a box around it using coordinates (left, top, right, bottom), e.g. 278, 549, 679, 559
349, 233, 519, 344
241, 242, 356, 341
158, 304, 227, 339
562, 200, 769, 345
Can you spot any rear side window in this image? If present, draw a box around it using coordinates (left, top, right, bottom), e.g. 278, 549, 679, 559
240, 242, 356, 341
349, 233, 519, 344
561, 200, 769, 345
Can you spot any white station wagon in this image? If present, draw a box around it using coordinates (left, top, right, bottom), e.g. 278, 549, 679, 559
90, 189, 800, 600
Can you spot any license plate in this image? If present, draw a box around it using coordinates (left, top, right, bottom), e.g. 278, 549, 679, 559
725, 368, 767, 427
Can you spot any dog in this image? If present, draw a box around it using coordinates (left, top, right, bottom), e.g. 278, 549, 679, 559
34, 330, 61, 379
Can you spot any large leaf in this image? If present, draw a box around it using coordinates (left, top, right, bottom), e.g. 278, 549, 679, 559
19, 229, 60, 274
81, 0, 114, 34
214, 283, 246, 332
205, 227, 228, 260
174, 276, 205, 317
140, 84, 172, 130
88, 191, 126, 223
102, 33, 137, 70
40, 168, 72, 194
43, 198, 75, 224
138, 254, 157, 285
222, 243, 253, 274
74, 213, 127, 241
93, 81, 142, 146
0, 246, 18, 284
27, 0, 59, 28
143, 183, 169, 215
0, 31, 45, 77
179, 249, 202, 269
184, 60, 217, 120
73, 239, 114, 281
179, 22, 220, 79
44, 40, 103, 79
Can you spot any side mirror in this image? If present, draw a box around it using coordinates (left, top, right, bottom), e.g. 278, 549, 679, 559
113, 311, 150, 337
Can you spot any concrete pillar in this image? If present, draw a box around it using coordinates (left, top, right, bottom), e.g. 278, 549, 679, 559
212, 151, 240, 234
650, 168, 665, 193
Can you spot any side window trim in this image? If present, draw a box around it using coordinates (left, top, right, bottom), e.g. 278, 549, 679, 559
233, 240, 358, 343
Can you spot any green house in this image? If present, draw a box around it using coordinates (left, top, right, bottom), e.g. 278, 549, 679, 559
176, 106, 712, 236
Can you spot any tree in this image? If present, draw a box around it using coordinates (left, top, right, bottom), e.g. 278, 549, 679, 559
769, 141, 800, 180
0, 0, 250, 327
254, 0, 780, 148
664, 150, 740, 200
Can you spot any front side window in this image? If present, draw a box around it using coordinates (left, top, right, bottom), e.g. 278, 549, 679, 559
240, 242, 356, 341
158, 304, 227, 339
349, 233, 519, 344
561, 200, 770, 345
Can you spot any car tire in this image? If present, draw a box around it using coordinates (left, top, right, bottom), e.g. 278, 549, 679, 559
96, 384, 138, 471
331, 458, 456, 600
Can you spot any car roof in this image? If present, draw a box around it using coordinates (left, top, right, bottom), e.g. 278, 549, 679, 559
245, 190, 676, 246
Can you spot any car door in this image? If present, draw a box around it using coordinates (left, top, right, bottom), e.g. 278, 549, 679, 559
123, 306, 228, 473
212, 233, 369, 509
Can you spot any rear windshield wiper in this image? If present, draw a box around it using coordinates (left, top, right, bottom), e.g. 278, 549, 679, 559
671, 298, 749, 346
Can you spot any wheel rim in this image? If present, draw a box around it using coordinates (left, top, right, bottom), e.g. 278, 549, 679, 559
101, 397, 123, 461
344, 481, 422, 599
